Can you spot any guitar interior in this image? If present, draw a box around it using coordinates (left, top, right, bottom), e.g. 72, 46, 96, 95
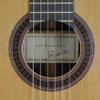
22, 20, 81, 77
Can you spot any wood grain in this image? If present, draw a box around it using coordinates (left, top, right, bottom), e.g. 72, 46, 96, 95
0, 0, 100, 100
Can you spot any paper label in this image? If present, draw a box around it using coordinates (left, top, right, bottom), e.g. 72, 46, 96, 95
23, 34, 79, 63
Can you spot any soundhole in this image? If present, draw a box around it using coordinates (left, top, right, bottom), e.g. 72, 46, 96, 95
22, 20, 81, 78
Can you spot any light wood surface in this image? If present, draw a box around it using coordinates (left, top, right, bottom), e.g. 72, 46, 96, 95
0, 0, 100, 100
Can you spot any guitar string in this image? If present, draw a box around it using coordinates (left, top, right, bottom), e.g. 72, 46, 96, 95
68, 0, 71, 99
32, 0, 35, 100
32, 1, 72, 100
53, 0, 56, 100
47, 0, 49, 97
61, 0, 64, 100
31, 1, 72, 99
68, 1, 70, 99
40, 0, 42, 100
54, 0, 57, 99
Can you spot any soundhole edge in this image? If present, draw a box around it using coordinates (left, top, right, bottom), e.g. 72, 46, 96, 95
9, 13, 94, 91
22, 21, 81, 78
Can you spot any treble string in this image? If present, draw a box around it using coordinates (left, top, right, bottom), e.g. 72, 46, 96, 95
61, 0, 64, 100
68, 0, 71, 99
32, 0, 35, 100
47, 0, 49, 96
40, 0, 42, 99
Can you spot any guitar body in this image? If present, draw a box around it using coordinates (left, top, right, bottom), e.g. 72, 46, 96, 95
0, 0, 100, 100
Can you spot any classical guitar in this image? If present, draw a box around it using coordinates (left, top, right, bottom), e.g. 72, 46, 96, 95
0, 0, 100, 100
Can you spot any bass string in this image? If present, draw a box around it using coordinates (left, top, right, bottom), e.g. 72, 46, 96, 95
68, 0, 71, 99
54, 0, 56, 99
32, 0, 72, 99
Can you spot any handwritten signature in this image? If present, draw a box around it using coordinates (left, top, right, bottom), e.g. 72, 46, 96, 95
47, 50, 68, 58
